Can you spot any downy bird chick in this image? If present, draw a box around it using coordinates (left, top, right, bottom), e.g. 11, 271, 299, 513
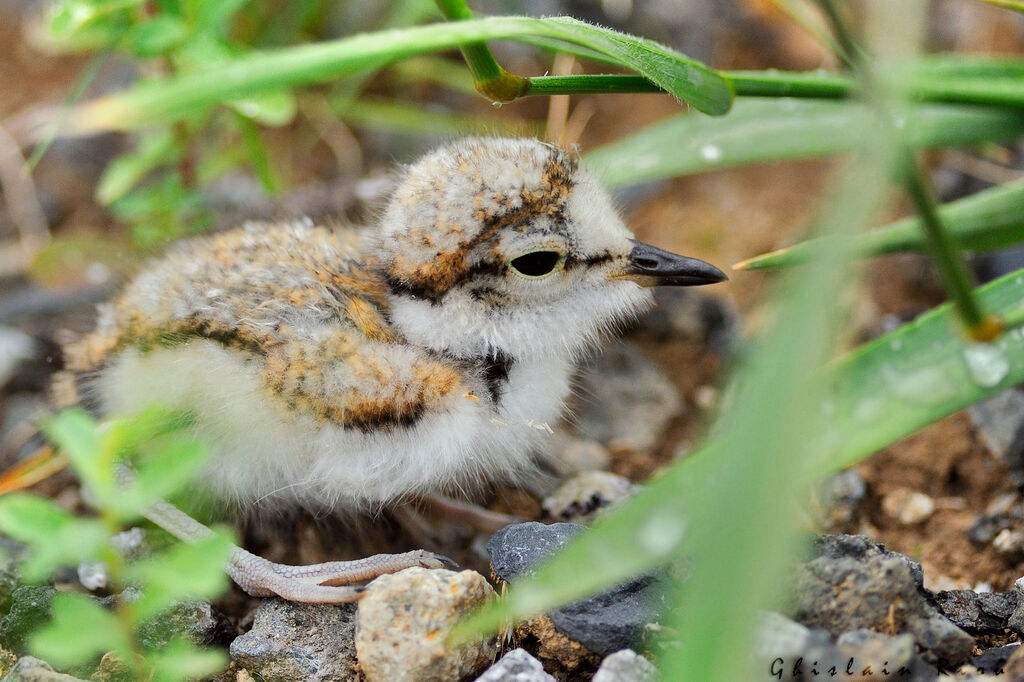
53, 137, 726, 602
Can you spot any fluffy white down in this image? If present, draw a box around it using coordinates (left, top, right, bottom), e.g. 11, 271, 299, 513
99, 340, 573, 512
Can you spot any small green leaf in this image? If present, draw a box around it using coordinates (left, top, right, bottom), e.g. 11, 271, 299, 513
44, 0, 140, 52
125, 531, 232, 622
146, 638, 228, 682
41, 409, 100, 477
125, 16, 189, 57
30, 593, 129, 669
118, 436, 207, 515
0, 495, 109, 581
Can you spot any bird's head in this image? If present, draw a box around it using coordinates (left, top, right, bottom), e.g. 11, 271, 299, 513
376, 137, 726, 360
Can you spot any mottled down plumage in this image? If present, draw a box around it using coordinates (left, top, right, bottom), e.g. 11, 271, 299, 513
53, 137, 725, 516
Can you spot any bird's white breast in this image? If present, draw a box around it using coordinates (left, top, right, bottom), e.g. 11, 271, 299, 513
97, 340, 572, 512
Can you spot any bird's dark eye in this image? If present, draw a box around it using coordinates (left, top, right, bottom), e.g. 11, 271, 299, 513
508, 250, 565, 278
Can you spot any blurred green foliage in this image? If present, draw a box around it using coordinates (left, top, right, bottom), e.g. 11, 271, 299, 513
0, 409, 233, 680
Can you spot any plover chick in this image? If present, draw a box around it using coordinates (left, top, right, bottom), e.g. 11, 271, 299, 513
53, 137, 726, 602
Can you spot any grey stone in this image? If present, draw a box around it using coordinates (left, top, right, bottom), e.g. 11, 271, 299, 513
933, 590, 1016, 634
836, 630, 917, 675
816, 470, 866, 525
1, 656, 87, 682
355, 567, 496, 682
967, 388, 1024, 467
795, 535, 974, 665
474, 649, 554, 682
229, 599, 358, 682
591, 649, 656, 682
138, 600, 235, 649
970, 643, 1019, 675
488, 523, 668, 657
574, 341, 682, 452
541, 471, 636, 522
0, 586, 54, 650
966, 513, 1017, 546
1006, 577, 1024, 635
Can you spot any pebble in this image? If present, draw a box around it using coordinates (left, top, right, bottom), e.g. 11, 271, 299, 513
591, 649, 657, 682
541, 471, 636, 522
881, 489, 936, 525
1006, 577, 1024, 635
488, 523, 668, 657
970, 643, 1019, 676
229, 599, 358, 682
473, 648, 554, 682
932, 589, 1017, 635
967, 388, 1024, 467
574, 341, 682, 452
138, 600, 235, 649
794, 535, 974, 665
1, 656, 87, 682
355, 567, 497, 682
815, 470, 866, 526
993, 528, 1024, 557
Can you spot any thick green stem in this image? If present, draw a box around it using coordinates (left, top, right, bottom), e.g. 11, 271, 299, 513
432, 0, 527, 102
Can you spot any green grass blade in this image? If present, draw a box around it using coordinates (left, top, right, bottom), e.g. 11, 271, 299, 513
820, 267, 1024, 471
738, 179, 1024, 270
583, 99, 1024, 187
67, 15, 731, 132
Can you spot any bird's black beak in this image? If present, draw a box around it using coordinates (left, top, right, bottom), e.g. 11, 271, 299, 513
622, 240, 728, 287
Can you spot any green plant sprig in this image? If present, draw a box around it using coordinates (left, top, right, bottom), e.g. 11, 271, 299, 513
0, 409, 232, 681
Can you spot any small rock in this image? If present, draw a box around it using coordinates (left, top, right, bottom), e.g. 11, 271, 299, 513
1001, 642, 1024, 678
967, 388, 1024, 467
814, 470, 866, 526
474, 648, 554, 682
139, 600, 236, 649
834, 630, 925, 681
0, 327, 35, 389
591, 649, 656, 682
355, 567, 496, 682
933, 590, 1017, 634
795, 535, 974, 665
1, 656, 87, 682
574, 341, 682, 452
967, 513, 1018, 546
230, 599, 358, 682
1005, 577, 1024, 635
488, 523, 668, 657
970, 643, 1019, 676
542, 472, 636, 522
0, 586, 54, 651
994, 528, 1024, 557
881, 489, 935, 525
